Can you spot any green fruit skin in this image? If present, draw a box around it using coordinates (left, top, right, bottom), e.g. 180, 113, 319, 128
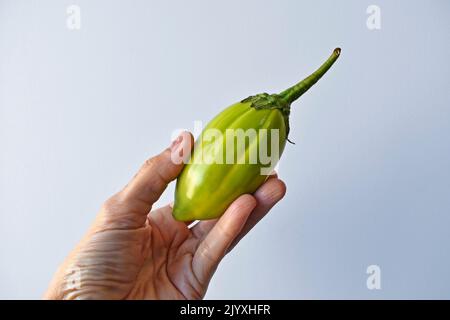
173, 101, 287, 221
172, 48, 341, 221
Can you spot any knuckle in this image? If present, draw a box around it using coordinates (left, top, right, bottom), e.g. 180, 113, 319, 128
143, 156, 158, 169
217, 223, 234, 240
199, 241, 216, 263
101, 193, 124, 213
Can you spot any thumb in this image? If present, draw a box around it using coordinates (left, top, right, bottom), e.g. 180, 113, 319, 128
123, 131, 193, 210
100, 131, 193, 228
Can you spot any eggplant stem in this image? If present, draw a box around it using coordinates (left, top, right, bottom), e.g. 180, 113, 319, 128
279, 48, 341, 105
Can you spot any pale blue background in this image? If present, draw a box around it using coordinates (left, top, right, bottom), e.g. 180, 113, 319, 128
1, 0, 449, 299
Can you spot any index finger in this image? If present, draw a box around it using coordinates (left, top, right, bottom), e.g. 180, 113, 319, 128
191, 194, 257, 286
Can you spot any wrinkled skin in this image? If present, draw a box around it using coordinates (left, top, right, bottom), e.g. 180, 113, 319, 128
44, 131, 286, 300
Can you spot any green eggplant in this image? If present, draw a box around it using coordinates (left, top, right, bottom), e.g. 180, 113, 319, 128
173, 48, 341, 221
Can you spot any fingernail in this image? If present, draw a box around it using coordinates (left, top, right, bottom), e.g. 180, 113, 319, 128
170, 134, 183, 151
170, 134, 185, 165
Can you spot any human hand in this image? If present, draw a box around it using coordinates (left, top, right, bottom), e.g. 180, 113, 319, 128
44, 131, 286, 299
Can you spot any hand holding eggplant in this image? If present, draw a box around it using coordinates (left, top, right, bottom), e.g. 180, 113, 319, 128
45, 48, 339, 299
44, 132, 286, 299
